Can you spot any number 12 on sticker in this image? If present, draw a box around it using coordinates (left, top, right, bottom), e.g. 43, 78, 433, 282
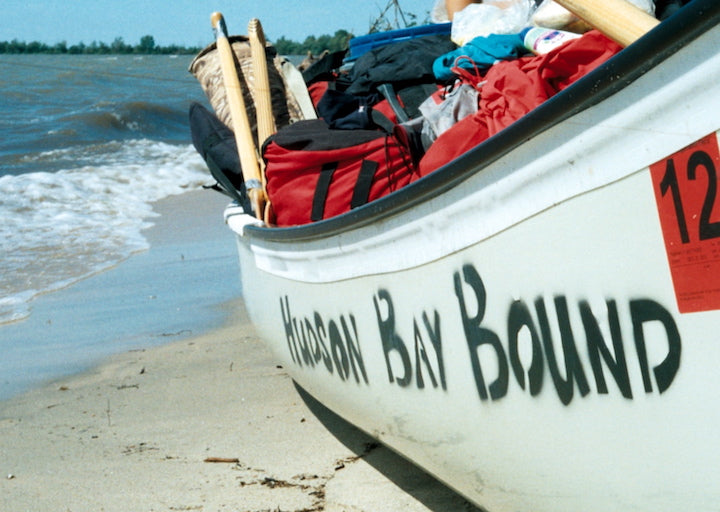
651, 133, 720, 245
650, 132, 720, 314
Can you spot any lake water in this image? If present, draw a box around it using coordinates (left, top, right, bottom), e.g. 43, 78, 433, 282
0, 54, 212, 325
0, 53, 241, 399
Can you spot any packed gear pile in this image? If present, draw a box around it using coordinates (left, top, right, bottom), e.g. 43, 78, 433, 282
190, 0, 689, 227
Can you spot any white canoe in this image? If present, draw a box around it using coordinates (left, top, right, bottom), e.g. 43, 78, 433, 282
224, 3, 720, 511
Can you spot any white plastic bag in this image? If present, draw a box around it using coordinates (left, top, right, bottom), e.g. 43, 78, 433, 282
451, 0, 536, 46
419, 83, 479, 148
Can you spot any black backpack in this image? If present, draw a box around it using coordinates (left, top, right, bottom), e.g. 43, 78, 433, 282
189, 102, 251, 213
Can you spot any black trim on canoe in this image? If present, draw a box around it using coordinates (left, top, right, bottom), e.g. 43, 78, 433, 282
246, 0, 719, 243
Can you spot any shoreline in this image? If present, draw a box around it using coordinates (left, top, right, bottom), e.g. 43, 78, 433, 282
0, 296, 480, 511
0, 189, 238, 401
0, 188, 481, 511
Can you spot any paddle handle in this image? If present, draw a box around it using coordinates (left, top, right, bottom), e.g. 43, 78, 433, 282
211, 12, 266, 219
552, 0, 659, 47
248, 18, 276, 146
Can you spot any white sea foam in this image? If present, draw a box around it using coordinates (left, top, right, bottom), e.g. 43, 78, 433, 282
0, 139, 211, 325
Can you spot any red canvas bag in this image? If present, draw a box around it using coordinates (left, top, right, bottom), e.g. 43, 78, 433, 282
418, 31, 622, 176
263, 119, 417, 226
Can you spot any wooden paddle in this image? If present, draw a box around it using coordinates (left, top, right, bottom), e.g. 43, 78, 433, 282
211, 12, 266, 219
247, 18, 275, 222
247, 18, 276, 149
552, 0, 660, 47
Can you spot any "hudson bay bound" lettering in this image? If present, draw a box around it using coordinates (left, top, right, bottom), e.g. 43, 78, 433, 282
278, 262, 682, 406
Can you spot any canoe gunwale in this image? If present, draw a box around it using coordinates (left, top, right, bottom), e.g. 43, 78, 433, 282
242, 0, 719, 243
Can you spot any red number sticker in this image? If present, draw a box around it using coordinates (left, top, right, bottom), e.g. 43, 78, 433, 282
650, 132, 720, 313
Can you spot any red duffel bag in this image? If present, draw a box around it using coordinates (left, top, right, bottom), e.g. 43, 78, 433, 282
263, 119, 418, 226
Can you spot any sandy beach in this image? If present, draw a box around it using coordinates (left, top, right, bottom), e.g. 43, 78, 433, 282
0, 190, 481, 512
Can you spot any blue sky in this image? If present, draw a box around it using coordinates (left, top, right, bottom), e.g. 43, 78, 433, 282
2, 0, 433, 47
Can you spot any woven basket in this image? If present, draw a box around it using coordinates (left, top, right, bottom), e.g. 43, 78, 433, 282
189, 36, 305, 147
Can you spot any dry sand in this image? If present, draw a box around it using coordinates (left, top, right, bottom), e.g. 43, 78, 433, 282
0, 302, 482, 512
0, 191, 482, 512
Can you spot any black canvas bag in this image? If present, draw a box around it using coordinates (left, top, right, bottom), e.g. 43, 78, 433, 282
189, 102, 251, 212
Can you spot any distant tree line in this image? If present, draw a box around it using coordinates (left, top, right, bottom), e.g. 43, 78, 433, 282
0, 32, 351, 56
0, 36, 200, 55
271, 1, 427, 55
1, 10, 427, 57
273, 30, 353, 56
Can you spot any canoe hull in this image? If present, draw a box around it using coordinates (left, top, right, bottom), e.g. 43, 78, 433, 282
226, 9, 720, 512
234, 162, 720, 511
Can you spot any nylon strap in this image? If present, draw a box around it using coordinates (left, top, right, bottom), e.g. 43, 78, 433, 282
311, 162, 338, 221
351, 160, 378, 209
377, 83, 410, 123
